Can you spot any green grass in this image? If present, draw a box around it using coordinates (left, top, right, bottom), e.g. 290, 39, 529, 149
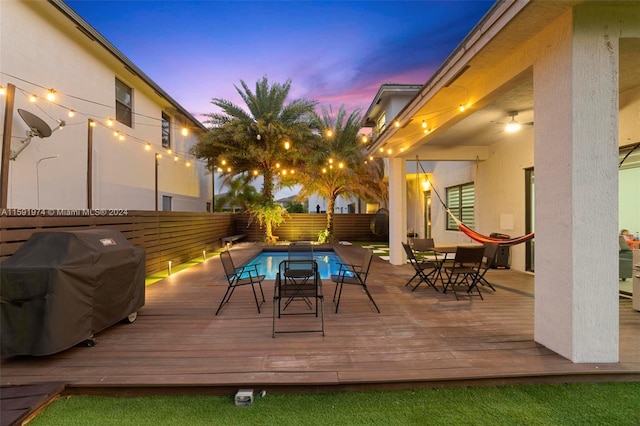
30, 382, 640, 425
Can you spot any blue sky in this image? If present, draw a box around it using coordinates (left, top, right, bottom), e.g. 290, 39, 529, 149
66, 1, 494, 121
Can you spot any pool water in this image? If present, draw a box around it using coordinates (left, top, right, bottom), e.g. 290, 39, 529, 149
244, 251, 345, 279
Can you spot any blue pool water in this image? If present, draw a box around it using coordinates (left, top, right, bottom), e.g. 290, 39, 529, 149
244, 251, 344, 279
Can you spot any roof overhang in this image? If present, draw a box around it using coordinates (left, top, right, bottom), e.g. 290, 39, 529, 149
366, 0, 639, 161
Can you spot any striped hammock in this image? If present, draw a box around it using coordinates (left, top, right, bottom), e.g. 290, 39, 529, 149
447, 210, 534, 246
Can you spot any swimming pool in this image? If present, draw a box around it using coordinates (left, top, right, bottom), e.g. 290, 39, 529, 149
244, 250, 344, 279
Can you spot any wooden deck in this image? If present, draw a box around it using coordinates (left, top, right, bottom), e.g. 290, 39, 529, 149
2, 244, 639, 395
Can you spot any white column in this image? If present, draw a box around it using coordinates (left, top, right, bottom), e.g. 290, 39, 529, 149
533, 7, 622, 362
388, 157, 406, 265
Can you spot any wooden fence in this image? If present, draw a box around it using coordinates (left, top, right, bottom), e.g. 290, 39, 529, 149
0, 212, 386, 275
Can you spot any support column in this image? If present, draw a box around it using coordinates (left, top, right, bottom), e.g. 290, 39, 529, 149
388, 157, 406, 265
533, 7, 621, 362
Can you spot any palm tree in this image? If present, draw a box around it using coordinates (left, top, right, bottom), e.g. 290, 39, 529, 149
291, 105, 386, 242
192, 77, 317, 242
215, 174, 259, 212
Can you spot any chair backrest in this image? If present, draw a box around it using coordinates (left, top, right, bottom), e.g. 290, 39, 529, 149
402, 242, 416, 259
412, 238, 435, 252
453, 246, 485, 268
361, 248, 374, 275
219, 250, 237, 279
288, 242, 314, 260
483, 242, 500, 267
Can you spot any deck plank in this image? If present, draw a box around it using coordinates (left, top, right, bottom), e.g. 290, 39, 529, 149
1, 244, 639, 395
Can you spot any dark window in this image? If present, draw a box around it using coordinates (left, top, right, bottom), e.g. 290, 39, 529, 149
162, 195, 172, 212
446, 182, 474, 230
115, 78, 132, 127
162, 112, 171, 148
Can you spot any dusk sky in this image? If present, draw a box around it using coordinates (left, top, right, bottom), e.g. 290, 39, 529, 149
66, 1, 494, 122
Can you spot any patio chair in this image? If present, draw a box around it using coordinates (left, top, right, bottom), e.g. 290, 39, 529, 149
402, 242, 439, 292
330, 248, 380, 313
442, 246, 485, 300
215, 250, 266, 315
477, 242, 499, 291
273, 260, 324, 337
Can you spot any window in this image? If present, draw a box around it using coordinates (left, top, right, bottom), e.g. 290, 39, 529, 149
446, 182, 474, 230
115, 78, 132, 127
162, 112, 171, 148
162, 195, 172, 212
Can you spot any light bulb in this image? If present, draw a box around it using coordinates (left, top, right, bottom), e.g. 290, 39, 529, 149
174, 156, 179, 162
166, 149, 172, 154
186, 161, 191, 167
68, 110, 75, 118
459, 104, 465, 112
284, 141, 290, 150
107, 118, 114, 126
181, 127, 188, 136
46, 89, 56, 102
145, 143, 151, 151
0, 85, 6, 96
361, 135, 368, 143
394, 120, 400, 128
326, 129, 333, 138
422, 120, 427, 129
29, 94, 37, 102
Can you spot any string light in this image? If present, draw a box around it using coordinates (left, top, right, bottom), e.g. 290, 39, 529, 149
283, 140, 291, 150
145, 143, 152, 151
181, 127, 188, 136
186, 161, 191, 167
252, 170, 259, 176
29, 94, 37, 102
46, 89, 56, 102
325, 129, 333, 138
361, 134, 368, 143
0, 85, 6, 96
459, 104, 466, 112
422, 120, 427, 129
174, 156, 179, 162
68, 110, 75, 117
166, 148, 172, 154
107, 118, 114, 127
394, 120, 400, 128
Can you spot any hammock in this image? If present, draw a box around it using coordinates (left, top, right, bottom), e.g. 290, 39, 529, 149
447, 210, 534, 246
414, 158, 534, 247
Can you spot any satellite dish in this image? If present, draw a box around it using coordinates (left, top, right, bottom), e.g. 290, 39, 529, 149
18, 109, 52, 138
10, 109, 59, 160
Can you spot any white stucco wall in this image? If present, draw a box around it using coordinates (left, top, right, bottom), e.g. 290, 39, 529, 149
0, 1, 210, 211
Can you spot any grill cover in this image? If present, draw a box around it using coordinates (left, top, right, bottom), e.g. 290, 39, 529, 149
0, 229, 145, 356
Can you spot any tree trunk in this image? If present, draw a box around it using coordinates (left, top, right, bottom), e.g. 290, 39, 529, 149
326, 195, 336, 242
262, 169, 274, 205
262, 168, 274, 242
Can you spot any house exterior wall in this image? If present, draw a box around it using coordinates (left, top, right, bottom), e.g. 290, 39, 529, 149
0, 1, 210, 211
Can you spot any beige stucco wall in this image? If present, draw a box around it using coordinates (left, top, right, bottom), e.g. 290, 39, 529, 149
0, 1, 210, 211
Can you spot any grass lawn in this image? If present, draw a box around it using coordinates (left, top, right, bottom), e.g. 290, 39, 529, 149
30, 382, 640, 425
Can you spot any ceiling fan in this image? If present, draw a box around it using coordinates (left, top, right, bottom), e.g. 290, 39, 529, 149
491, 111, 534, 134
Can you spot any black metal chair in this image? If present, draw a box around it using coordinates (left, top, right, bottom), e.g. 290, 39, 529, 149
215, 250, 265, 315
477, 242, 499, 291
442, 246, 485, 300
330, 249, 380, 313
273, 259, 324, 337
402, 242, 440, 292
